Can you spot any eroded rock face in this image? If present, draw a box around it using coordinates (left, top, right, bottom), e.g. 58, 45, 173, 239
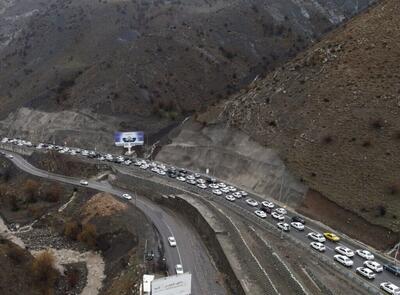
157, 120, 307, 206
0, 0, 375, 140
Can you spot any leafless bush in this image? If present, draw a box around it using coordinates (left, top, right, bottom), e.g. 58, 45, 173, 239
77, 223, 97, 249
32, 251, 59, 287
64, 221, 80, 241
66, 268, 80, 288
23, 179, 40, 203
43, 184, 63, 202
7, 245, 26, 264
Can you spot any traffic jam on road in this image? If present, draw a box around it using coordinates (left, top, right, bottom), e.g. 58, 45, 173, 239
1, 137, 400, 292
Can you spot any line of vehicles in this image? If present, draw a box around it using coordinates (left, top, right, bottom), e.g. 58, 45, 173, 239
1, 136, 400, 293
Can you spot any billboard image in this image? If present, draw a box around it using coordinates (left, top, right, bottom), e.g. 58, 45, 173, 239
114, 131, 144, 147
151, 273, 191, 295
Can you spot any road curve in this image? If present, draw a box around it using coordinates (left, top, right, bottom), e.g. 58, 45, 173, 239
3, 152, 226, 295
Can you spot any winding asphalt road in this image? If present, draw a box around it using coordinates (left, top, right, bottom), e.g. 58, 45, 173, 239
2, 151, 226, 295
3, 144, 400, 294
104, 156, 400, 294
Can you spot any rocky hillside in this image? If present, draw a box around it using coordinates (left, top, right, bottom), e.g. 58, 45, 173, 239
0, 0, 374, 147
204, 0, 399, 234
0, 238, 45, 295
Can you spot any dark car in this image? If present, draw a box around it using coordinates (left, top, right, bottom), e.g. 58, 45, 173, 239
291, 216, 305, 224
383, 264, 400, 276
168, 172, 177, 178
260, 206, 272, 214
205, 177, 217, 184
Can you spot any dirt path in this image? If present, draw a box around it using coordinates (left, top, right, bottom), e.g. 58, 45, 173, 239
0, 216, 25, 248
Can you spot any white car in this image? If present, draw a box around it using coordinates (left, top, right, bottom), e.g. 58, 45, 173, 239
197, 183, 207, 189
196, 178, 206, 184
239, 190, 248, 196
140, 165, 149, 170
186, 179, 196, 185
175, 264, 184, 275
177, 176, 186, 182
227, 186, 237, 192
335, 246, 354, 257
217, 182, 227, 188
186, 175, 195, 180
364, 260, 383, 272
310, 242, 326, 252
307, 232, 326, 243
334, 255, 353, 267
221, 187, 231, 193
277, 222, 290, 232
212, 189, 222, 196
274, 207, 287, 215
209, 183, 219, 189
255, 210, 267, 218
225, 195, 236, 202
271, 212, 285, 221
356, 267, 375, 280
233, 192, 242, 199
151, 167, 159, 173
246, 198, 258, 207
168, 236, 176, 247
80, 180, 89, 186
6, 154, 13, 159
290, 222, 304, 231
356, 249, 374, 260
261, 201, 275, 209
122, 193, 132, 200
380, 282, 400, 295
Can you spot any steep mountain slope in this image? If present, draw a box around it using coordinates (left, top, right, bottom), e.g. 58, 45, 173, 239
205, 0, 399, 234
0, 0, 374, 146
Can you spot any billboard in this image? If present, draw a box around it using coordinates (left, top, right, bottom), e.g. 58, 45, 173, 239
151, 273, 191, 295
114, 131, 144, 147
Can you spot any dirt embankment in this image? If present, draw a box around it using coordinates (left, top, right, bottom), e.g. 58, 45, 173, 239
298, 190, 400, 251
28, 151, 109, 178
